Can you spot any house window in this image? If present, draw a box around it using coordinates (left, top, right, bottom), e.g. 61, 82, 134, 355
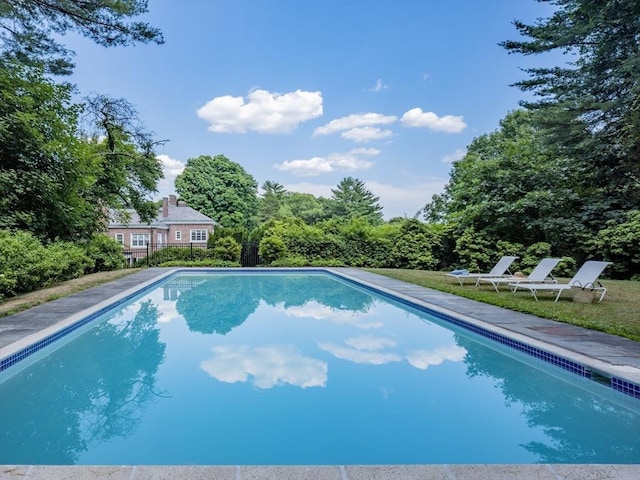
190, 229, 207, 242
175, 230, 182, 241
131, 233, 150, 248
115, 233, 124, 245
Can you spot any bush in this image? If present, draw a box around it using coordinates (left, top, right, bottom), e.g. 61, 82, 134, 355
212, 236, 242, 262
268, 255, 309, 267
259, 236, 287, 264
0, 230, 93, 297
157, 260, 240, 267
85, 234, 125, 272
592, 210, 640, 279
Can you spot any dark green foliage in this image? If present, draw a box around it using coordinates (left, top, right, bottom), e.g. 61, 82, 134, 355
0, 0, 163, 75
329, 177, 384, 225
175, 155, 258, 230
144, 245, 212, 266
592, 210, 640, 279
157, 260, 240, 268
336, 218, 391, 267
212, 236, 241, 263
209, 225, 249, 246
85, 234, 126, 273
258, 236, 288, 264
389, 219, 438, 270
503, 0, 640, 239
0, 230, 93, 298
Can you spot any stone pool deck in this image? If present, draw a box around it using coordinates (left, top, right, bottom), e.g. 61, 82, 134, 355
1, 267, 639, 480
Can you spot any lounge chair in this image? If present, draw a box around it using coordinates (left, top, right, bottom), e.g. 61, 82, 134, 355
446, 255, 519, 286
476, 257, 562, 292
509, 260, 612, 302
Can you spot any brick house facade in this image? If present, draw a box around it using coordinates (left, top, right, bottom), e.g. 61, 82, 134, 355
108, 195, 216, 260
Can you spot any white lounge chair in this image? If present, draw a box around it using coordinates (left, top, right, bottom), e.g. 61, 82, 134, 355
476, 257, 561, 292
509, 260, 612, 302
446, 255, 519, 286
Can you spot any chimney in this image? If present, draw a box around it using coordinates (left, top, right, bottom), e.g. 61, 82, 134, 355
169, 194, 177, 206
162, 197, 168, 217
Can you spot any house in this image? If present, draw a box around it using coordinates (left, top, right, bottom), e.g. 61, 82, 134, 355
107, 195, 216, 261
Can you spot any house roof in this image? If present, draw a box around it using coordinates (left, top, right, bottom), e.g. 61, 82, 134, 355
108, 205, 216, 228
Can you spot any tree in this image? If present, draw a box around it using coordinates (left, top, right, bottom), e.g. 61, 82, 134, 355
426, 110, 587, 253
257, 180, 286, 223
329, 176, 384, 225
175, 155, 258, 229
0, 62, 86, 239
81, 94, 164, 223
281, 191, 332, 225
502, 0, 640, 226
0, 0, 163, 75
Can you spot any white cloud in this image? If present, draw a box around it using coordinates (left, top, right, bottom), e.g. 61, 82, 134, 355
345, 336, 398, 351
275, 301, 383, 330
155, 154, 185, 198
275, 148, 379, 176
341, 126, 393, 143
441, 148, 466, 164
197, 88, 323, 133
314, 113, 397, 136
370, 79, 388, 92
406, 345, 467, 370
401, 108, 467, 133
318, 342, 402, 365
200, 345, 327, 389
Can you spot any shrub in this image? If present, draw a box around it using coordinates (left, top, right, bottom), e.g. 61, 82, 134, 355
269, 255, 308, 267
592, 210, 640, 279
212, 236, 242, 262
259, 236, 287, 264
0, 230, 93, 297
158, 260, 240, 268
85, 234, 125, 272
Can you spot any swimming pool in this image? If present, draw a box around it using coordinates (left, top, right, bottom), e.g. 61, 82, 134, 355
0, 270, 639, 465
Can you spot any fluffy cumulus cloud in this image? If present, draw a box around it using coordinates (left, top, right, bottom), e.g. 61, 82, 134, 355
313, 113, 397, 136
275, 148, 379, 176
275, 301, 384, 329
155, 154, 185, 198
401, 108, 467, 133
406, 345, 467, 370
200, 345, 327, 389
197, 88, 323, 133
341, 126, 393, 143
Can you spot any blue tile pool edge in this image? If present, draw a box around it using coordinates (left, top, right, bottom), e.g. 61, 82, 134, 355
1, 267, 639, 401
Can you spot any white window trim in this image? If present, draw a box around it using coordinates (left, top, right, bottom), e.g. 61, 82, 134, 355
175, 230, 182, 241
190, 229, 207, 242
131, 233, 150, 248
115, 233, 124, 245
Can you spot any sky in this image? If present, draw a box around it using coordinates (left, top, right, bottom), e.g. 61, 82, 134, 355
65, 0, 559, 219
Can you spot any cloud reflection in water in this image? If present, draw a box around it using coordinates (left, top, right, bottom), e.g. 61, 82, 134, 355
200, 345, 328, 389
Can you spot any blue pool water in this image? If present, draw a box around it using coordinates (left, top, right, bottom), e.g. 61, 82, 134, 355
0, 272, 639, 465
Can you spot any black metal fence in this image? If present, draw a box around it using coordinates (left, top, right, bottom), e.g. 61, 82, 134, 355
122, 242, 260, 267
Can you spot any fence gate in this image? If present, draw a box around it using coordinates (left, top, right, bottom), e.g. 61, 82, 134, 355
241, 242, 260, 267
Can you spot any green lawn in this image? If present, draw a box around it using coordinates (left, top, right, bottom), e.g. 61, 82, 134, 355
367, 268, 640, 343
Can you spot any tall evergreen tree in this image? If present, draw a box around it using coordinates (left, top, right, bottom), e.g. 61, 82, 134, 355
502, 0, 640, 225
330, 177, 384, 225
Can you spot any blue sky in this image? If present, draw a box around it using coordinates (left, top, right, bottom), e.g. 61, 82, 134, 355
66, 0, 557, 219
